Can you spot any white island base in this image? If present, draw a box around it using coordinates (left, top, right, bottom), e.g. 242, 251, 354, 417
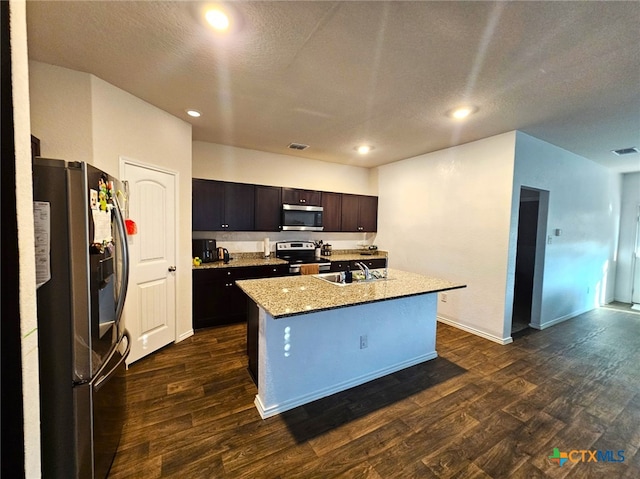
254, 293, 437, 419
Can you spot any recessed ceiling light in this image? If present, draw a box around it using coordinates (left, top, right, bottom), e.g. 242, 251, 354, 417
186, 109, 201, 118
448, 106, 478, 120
356, 145, 374, 155
205, 8, 230, 31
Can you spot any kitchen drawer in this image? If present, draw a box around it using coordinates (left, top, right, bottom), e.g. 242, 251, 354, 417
350, 258, 387, 270
240, 264, 290, 279
329, 258, 387, 272
329, 261, 352, 272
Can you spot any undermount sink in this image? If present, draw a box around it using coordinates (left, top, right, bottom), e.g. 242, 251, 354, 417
313, 270, 390, 286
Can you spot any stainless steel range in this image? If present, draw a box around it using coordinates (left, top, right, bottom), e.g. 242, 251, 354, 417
276, 241, 331, 274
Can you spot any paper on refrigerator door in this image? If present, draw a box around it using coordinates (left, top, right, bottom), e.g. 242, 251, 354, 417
92, 208, 113, 244
33, 201, 52, 289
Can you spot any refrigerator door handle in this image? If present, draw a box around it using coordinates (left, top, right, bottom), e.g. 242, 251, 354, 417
113, 196, 130, 323
94, 330, 131, 391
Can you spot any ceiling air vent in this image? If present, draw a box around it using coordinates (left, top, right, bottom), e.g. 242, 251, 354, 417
611, 147, 639, 156
288, 143, 309, 151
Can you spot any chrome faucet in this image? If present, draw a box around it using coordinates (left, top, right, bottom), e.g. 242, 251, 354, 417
355, 262, 371, 280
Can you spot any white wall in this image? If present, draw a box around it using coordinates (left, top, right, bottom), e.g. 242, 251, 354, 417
11, 1, 41, 475
29, 62, 194, 343
614, 172, 640, 303
28, 62, 93, 163
192, 141, 379, 252
193, 141, 377, 195
376, 132, 517, 343
90, 75, 193, 341
510, 131, 621, 329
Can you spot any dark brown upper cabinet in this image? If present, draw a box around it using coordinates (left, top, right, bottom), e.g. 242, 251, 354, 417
321, 191, 342, 232
192, 179, 224, 231
341, 194, 378, 232
192, 179, 255, 231
254, 185, 282, 232
193, 178, 377, 233
282, 188, 322, 206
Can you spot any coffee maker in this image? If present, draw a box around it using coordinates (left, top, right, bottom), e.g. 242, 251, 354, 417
192, 239, 217, 263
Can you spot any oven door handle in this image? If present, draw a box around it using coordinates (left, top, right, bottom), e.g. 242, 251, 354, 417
289, 265, 301, 274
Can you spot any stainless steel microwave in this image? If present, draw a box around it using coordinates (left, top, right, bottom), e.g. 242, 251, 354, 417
282, 204, 323, 231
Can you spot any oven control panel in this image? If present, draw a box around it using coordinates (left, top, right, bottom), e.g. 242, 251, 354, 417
276, 241, 315, 252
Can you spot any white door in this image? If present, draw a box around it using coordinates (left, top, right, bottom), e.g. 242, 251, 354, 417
122, 160, 177, 364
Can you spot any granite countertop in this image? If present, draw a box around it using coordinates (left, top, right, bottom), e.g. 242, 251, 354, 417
320, 250, 388, 262
236, 268, 466, 318
193, 257, 288, 269
192, 249, 388, 269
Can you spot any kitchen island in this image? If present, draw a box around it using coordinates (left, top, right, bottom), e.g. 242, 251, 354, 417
237, 269, 466, 418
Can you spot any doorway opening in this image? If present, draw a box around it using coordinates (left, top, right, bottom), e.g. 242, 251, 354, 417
512, 187, 549, 335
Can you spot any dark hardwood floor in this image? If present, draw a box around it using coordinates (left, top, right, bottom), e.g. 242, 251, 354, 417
109, 308, 640, 478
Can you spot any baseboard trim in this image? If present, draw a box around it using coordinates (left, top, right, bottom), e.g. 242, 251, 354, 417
254, 351, 438, 419
530, 306, 592, 330
437, 316, 512, 345
177, 329, 194, 342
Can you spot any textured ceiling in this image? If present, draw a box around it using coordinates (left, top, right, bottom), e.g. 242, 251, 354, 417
26, 1, 640, 172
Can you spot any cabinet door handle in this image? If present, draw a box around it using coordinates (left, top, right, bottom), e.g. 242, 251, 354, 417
168, 266, 177, 272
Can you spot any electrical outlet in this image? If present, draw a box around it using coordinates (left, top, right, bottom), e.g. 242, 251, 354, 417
441, 293, 448, 303
360, 335, 368, 349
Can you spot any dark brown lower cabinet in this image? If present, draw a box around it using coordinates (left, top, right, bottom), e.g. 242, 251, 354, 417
193, 264, 289, 329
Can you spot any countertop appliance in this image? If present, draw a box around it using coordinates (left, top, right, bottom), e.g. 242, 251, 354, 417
217, 247, 230, 263
192, 238, 216, 263
276, 241, 331, 274
282, 204, 323, 231
33, 158, 131, 479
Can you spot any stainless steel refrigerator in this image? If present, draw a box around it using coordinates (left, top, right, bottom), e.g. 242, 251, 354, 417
33, 158, 130, 479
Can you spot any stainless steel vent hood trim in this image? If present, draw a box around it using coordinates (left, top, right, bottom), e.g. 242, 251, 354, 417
281, 225, 324, 231
282, 204, 323, 212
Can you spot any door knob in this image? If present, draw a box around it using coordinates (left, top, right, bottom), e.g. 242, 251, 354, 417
168, 266, 177, 272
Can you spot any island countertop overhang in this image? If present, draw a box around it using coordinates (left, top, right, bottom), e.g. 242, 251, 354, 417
236, 268, 466, 319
